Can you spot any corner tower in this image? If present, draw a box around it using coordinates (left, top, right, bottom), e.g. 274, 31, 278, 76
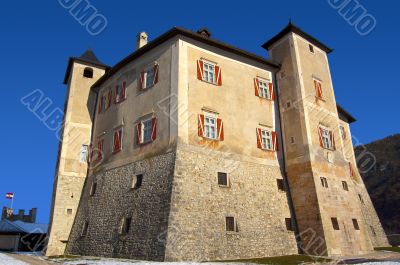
46, 50, 108, 256
264, 23, 387, 256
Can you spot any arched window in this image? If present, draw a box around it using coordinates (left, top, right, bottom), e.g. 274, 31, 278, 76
83, 67, 93, 78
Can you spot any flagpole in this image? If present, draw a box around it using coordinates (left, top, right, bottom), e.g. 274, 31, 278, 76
10, 194, 14, 210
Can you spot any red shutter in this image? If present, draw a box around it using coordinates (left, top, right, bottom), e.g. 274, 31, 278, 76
269, 82, 275, 101
318, 127, 324, 148
139, 71, 145, 90
153, 64, 159, 85
315, 80, 323, 98
97, 140, 103, 160
122, 81, 126, 99
217, 118, 224, 141
331, 131, 336, 150
114, 85, 119, 103
197, 60, 204, 80
254, 78, 260, 97
272, 131, 279, 151
215, 65, 222, 86
198, 114, 205, 137
349, 162, 354, 176
256, 128, 262, 149
98, 97, 103, 113
136, 123, 142, 145
113, 130, 121, 152
151, 117, 157, 141
107, 90, 112, 107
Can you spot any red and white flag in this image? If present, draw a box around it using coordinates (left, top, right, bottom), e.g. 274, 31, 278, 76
5, 193, 14, 199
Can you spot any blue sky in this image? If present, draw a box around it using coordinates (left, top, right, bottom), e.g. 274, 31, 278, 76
0, 0, 398, 223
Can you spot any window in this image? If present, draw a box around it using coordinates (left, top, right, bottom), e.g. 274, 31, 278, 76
257, 128, 278, 151
140, 64, 159, 90
67, 209, 73, 215
254, 77, 274, 100
314, 79, 323, 99
115, 81, 127, 103
309, 44, 314, 53
218, 172, 228, 187
290, 136, 295, 144
90, 182, 97, 196
132, 174, 143, 189
97, 139, 104, 160
98, 94, 107, 113
119, 217, 132, 235
204, 116, 217, 140
331, 218, 340, 230
286, 101, 292, 109
113, 128, 123, 153
197, 60, 222, 85
80, 145, 89, 163
320, 177, 328, 188
226, 217, 236, 232
318, 127, 335, 150
261, 130, 272, 150
342, 181, 349, 191
203, 62, 215, 83
277, 179, 285, 191
285, 218, 294, 231
136, 118, 157, 144
81, 221, 89, 237
358, 194, 364, 204
352, 219, 360, 230
83, 67, 93, 78
339, 125, 346, 140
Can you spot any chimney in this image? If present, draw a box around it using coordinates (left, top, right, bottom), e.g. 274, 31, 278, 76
197, 28, 211, 38
136, 32, 148, 50
29, 208, 37, 223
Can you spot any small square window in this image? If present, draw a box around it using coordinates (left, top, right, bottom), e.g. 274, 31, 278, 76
277, 179, 285, 192
290, 136, 295, 144
286, 101, 292, 109
309, 44, 314, 53
90, 182, 97, 196
218, 172, 228, 187
132, 174, 143, 189
320, 177, 328, 188
331, 218, 340, 230
67, 209, 73, 215
342, 181, 349, 191
285, 218, 294, 231
226, 217, 236, 232
81, 221, 89, 237
352, 219, 360, 230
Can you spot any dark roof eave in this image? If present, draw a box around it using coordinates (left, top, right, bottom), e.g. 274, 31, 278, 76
63, 57, 110, 84
91, 27, 280, 91
262, 23, 333, 54
337, 104, 356, 123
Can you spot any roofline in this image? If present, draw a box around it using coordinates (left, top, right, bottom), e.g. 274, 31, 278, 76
63, 57, 110, 85
91, 27, 280, 91
262, 22, 333, 54
337, 104, 356, 123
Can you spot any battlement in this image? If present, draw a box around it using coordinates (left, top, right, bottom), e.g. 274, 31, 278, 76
1, 207, 37, 223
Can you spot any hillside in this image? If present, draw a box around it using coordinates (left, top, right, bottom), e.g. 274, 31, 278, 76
355, 134, 400, 245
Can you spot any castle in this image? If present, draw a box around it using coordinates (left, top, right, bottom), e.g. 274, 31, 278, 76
46, 23, 389, 260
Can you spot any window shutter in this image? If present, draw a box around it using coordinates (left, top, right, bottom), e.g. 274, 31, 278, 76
197, 60, 204, 80
331, 131, 336, 150
215, 65, 222, 86
122, 81, 126, 99
269, 82, 275, 101
256, 128, 262, 149
254, 78, 260, 97
98, 97, 103, 113
151, 117, 157, 141
349, 162, 354, 177
114, 85, 119, 103
272, 131, 279, 151
113, 130, 121, 152
97, 140, 103, 160
139, 71, 145, 90
107, 90, 112, 107
315, 80, 323, 98
153, 64, 159, 85
217, 118, 224, 141
318, 127, 324, 148
136, 123, 142, 145
198, 114, 205, 137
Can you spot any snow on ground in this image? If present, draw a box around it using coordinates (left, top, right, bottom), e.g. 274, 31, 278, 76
0, 253, 28, 265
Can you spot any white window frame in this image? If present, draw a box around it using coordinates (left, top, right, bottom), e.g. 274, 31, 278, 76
321, 127, 333, 149
258, 78, 271, 100
339, 125, 346, 140
203, 61, 215, 84
80, 144, 89, 163
204, 115, 217, 140
261, 129, 273, 150
141, 118, 153, 143
115, 82, 126, 103
144, 67, 155, 89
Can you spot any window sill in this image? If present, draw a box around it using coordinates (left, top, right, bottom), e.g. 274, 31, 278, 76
115, 98, 126, 104
201, 79, 218, 86
261, 148, 275, 152
201, 136, 220, 141
138, 140, 154, 146
218, 184, 230, 188
112, 149, 121, 154
315, 96, 326, 102
257, 96, 273, 101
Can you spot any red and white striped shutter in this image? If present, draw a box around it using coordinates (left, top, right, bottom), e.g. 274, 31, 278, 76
153, 64, 159, 85
217, 118, 224, 141
198, 114, 205, 137
151, 117, 157, 141
139, 71, 145, 90
254, 78, 260, 97
122, 81, 126, 99
318, 127, 324, 148
197, 60, 204, 80
215, 65, 222, 86
256, 128, 262, 149
269, 82, 275, 101
136, 123, 142, 145
272, 131, 279, 151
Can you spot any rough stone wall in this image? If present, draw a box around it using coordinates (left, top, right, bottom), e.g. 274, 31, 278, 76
66, 152, 176, 261
164, 147, 298, 261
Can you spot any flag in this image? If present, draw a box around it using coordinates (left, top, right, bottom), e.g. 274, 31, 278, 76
5, 193, 14, 199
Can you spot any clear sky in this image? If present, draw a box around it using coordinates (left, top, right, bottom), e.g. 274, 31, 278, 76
0, 0, 398, 223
